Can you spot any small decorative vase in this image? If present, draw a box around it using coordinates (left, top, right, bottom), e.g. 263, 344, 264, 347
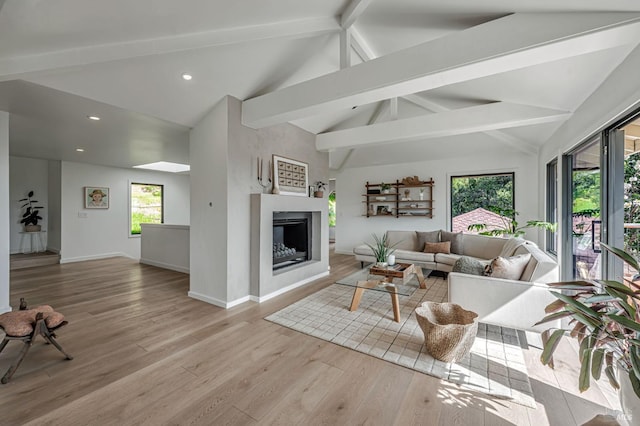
375, 262, 388, 268
25, 224, 41, 232
382, 189, 390, 194
314, 191, 324, 198
387, 254, 396, 266
419, 193, 424, 200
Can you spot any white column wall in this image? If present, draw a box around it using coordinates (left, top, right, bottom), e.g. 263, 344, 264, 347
60, 161, 190, 262
48, 160, 62, 253
0, 112, 10, 313
189, 97, 230, 306
334, 152, 539, 254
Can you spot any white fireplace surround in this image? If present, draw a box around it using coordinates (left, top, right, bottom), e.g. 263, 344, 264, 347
250, 194, 329, 302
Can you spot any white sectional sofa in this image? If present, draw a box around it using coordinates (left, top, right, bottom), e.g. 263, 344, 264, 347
353, 230, 560, 332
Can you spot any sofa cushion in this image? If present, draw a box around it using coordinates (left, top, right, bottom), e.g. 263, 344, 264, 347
423, 241, 450, 254
459, 233, 507, 260
499, 237, 527, 257
393, 249, 435, 263
441, 230, 463, 254
416, 230, 440, 251
485, 254, 531, 280
435, 252, 462, 266
386, 231, 418, 251
452, 256, 486, 276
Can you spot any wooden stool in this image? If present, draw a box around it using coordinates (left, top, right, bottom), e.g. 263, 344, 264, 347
0, 298, 72, 383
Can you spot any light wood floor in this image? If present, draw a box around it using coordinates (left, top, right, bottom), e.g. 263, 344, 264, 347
0, 248, 621, 425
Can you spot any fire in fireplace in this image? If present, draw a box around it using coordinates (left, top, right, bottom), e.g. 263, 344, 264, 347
273, 213, 311, 270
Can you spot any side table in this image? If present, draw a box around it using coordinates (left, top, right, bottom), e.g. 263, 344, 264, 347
19, 231, 47, 254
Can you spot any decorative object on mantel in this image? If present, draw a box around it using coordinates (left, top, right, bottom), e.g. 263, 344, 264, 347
272, 155, 308, 197
314, 181, 327, 198
19, 191, 44, 232
257, 157, 272, 193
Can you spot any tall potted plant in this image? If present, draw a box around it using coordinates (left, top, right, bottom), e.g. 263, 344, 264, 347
536, 243, 640, 419
19, 190, 44, 232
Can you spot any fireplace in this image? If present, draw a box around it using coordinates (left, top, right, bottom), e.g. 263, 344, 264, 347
273, 212, 311, 270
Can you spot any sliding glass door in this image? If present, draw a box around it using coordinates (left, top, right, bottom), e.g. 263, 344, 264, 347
564, 138, 602, 280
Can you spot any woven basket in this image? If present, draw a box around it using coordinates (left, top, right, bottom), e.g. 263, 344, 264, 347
415, 302, 478, 363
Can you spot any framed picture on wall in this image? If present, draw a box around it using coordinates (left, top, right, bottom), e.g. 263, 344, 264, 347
85, 186, 109, 209
272, 155, 308, 197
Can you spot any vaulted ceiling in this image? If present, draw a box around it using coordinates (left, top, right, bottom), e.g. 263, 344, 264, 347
1, 0, 640, 170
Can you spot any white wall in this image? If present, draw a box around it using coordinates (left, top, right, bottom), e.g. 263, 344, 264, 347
48, 160, 62, 253
0, 112, 10, 313
9, 156, 49, 253
189, 97, 230, 305
334, 152, 539, 254
60, 161, 190, 262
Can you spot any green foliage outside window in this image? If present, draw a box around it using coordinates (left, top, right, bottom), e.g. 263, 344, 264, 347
131, 183, 163, 235
451, 174, 513, 217
624, 153, 640, 255
328, 192, 336, 227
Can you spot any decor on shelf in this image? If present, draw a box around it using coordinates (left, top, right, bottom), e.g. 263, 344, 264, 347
402, 176, 421, 185
467, 206, 556, 237
256, 157, 272, 193
19, 191, 44, 232
272, 155, 308, 197
364, 233, 400, 268
84, 187, 109, 209
314, 181, 327, 198
363, 179, 434, 218
536, 243, 640, 407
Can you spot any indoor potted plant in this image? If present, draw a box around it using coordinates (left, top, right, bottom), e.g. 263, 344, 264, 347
467, 206, 556, 237
19, 190, 44, 232
380, 182, 391, 194
314, 181, 327, 198
536, 243, 640, 417
365, 233, 400, 268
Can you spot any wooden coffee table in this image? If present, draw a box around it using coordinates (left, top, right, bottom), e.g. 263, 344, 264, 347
369, 263, 426, 289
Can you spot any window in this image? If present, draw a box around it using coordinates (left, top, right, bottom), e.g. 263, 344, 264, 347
546, 159, 558, 255
130, 183, 164, 235
450, 173, 514, 233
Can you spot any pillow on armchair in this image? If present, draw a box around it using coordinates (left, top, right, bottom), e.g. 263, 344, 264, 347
484, 254, 531, 280
452, 256, 485, 276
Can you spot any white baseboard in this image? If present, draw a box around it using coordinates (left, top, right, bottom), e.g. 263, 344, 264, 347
188, 291, 251, 309
140, 258, 189, 274
250, 271, 330, 303
60, 252, 137, 264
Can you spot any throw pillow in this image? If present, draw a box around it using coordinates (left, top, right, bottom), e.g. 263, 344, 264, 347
440, 230, 463, 254
416, 230, 440, 251
484, 253, 532, 280
452, 256, 485, 276
499, 237, 527, 257
423, 241, 451, 254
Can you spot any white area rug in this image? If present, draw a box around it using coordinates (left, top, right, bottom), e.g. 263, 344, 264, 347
265, 273, 536, 408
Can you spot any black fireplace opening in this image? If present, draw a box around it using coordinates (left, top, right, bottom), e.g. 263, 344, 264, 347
273, 214, 311, 270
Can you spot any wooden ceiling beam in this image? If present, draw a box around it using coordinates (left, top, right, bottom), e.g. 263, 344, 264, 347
242, 13, 640, 129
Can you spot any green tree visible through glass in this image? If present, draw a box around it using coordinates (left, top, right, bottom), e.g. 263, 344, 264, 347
451, 174, 513, 217
131, 183, 163, 235
328, 192, 336, 227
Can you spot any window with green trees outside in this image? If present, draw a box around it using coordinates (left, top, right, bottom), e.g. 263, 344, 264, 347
130, 183, 164, 235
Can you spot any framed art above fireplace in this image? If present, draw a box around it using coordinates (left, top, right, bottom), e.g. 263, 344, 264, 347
272, 155, 308, 197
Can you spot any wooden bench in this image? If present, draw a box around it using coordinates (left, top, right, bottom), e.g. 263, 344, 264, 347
0, 298, 72, 383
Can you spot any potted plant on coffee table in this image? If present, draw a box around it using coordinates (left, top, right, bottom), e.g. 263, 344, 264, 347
365, 233, 400, 268
536, 243, 640, 417
19, 190, 44, 232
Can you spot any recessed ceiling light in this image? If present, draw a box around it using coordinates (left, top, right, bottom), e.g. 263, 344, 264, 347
133, 161, 190, 173
181, 73, 193, 81
87, 115, 100, 121
76, 148, 85, 152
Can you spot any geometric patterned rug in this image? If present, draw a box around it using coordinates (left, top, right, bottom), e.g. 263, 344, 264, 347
265, 273, 536, 408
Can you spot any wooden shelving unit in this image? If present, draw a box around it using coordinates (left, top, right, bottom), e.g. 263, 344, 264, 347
363, 179, 434, 218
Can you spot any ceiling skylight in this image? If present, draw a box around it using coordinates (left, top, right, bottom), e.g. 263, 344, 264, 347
133, 161, 190, 173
